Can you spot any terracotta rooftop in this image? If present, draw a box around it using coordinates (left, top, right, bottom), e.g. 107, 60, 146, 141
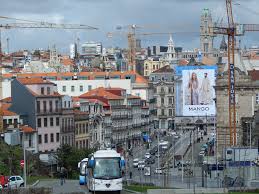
80, 87, 124, 100
0, 97, 12, 103
17, 77, 53, 85
61, 58, 75, 66
3, 71, 148, 84
20, 125, 36, 133
2, 103, 17, 116
152, 65, 173, 73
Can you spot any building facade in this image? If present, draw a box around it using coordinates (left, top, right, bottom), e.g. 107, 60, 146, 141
10, 78, 62, 153
60, 95, 75, 147
149, 65, 175, 131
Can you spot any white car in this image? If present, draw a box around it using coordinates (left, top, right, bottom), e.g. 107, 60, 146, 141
0, 184, 2, 190
145, 153, 151, 159
154, 168, 163, 174
199, 151, 205, 156
133, 158, 139, 168
8, 176, 24, 189
138, 160, 145, 170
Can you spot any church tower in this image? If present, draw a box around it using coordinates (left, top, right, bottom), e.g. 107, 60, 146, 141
166, 34, 176, 62
200, 8, 215, 56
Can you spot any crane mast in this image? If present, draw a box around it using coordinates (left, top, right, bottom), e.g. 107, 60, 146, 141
226, 0, 237, 146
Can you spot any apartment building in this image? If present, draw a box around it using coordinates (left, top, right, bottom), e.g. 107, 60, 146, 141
79, 87, 151, 149
10, 77, 62, 153
149, 65, 175, 131
60, 95, 75, 147
2, 71, 149, 100
74, 109, 90, 149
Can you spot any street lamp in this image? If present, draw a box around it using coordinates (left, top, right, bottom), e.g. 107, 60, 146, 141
23, 139, 29, 188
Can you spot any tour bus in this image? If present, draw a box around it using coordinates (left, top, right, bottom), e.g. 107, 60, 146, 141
78, 158, 88, 185
87, 149, 125, 193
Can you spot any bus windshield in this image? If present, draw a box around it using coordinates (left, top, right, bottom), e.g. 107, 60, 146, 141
93, 158, 121, 179
80, 161, 88, 176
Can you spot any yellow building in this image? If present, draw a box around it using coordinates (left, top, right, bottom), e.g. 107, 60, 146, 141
144, 58, 169, 77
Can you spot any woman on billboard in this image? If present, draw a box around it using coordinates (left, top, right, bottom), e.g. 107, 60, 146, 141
187, 72, 199, 105
200, 72, 212, 105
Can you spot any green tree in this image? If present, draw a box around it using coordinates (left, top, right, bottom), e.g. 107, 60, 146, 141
56, 144, 95, 179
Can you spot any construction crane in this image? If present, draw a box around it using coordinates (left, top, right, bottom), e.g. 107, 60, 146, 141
0, 17, 98, 133
108, 25, 182, 72
212, 0, 259, 146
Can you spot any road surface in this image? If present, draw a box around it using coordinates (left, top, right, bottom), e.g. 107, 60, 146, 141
36, 179, 129, 194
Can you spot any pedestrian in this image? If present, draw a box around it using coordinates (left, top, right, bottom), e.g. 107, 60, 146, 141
129, 171, 132, 179
60, 167, 65, 185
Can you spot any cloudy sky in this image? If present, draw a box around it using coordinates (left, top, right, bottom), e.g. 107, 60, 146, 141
0, 0, 259, 54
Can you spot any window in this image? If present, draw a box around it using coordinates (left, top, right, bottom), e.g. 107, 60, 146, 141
44, 118, 47, 127
169, 87, 172, 93
169, 109, 173, 116
153, 65, 155, 69
56, 133, 60, 142
88, 85, 92, 91
37, 118, 41, 127
43, 101, 47, 112
38, 135, 42, 144
50, 133, 54, 143
68, 101, 71, 108
64, 101, 67, 108
256, 94, 259, 104
50, 117, 54, 126
161, 109, 165, 116
55, 100, 59, 111
161, 87, 164, 93
41, 87, 44, 95
47, 87, 50, 95
80, 85, 83, 92
49, 101, 53, 112
37, 101, 40, 113
16, 176, 22, 181
161, 98, 164, 105
56, 117, 59, 126
169, 97, 172, 104
71, 86, 75, 92
62, 86, 66, 92
44, 134, 48, 143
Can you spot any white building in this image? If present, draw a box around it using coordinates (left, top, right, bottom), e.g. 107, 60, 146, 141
82, 42, 102, 56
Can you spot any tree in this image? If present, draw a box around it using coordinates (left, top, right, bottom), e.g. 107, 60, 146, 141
56, 144, 95, 178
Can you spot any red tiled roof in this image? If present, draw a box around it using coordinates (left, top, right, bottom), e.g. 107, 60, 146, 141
80, 87, 123, 100
3, 109, 17, 116
20, 125, 36, 133
17, 77, 53, 85
3, 71, 148, 84
0, 97, 12, 103
61, 58, 75, 66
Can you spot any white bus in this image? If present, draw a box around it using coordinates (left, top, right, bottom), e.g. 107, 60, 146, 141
87, 149, 125, 193
78, 158, 88, 185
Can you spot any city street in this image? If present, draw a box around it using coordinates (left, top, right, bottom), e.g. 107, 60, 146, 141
36, 179, 131, 194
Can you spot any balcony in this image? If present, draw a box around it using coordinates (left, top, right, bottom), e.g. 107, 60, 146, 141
158, 114, 168, 119
37, 109, 62, 115
111, 114, 129, 120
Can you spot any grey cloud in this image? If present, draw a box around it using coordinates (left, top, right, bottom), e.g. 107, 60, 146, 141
0, 0, 258, 53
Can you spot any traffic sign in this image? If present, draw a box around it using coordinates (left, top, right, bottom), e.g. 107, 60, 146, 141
20, 160, 24, 168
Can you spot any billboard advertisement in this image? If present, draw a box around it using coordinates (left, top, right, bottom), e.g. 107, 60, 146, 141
182, 68, 216, 116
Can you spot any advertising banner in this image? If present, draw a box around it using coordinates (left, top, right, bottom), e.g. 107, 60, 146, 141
182, 68, 216, 116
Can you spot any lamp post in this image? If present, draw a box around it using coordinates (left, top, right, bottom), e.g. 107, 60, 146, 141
249, 121, 252, 181
23, 140, 29, 188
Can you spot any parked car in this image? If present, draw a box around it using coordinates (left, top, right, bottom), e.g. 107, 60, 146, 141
0, 184, 2, 190
145, 153, 151, 159
199, 151, 205, 156
138, 160, 145, 170
8, 176, 24, 189
145, 157, 155, 165
154, 168, 163, 174
133, 158, 139, 168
